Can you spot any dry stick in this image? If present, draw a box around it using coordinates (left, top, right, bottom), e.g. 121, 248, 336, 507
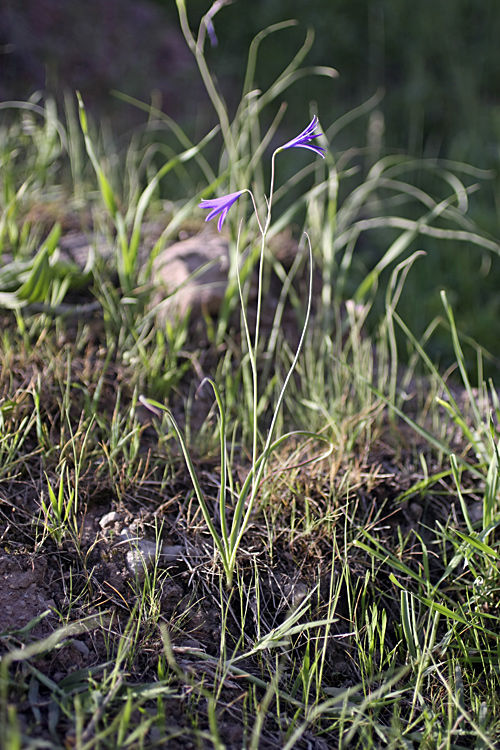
80, 673, 124, 743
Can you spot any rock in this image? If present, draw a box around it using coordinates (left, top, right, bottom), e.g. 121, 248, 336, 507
468, 501, 483, 524
125, 540, 184, 579
119, 528, 138, 543
99, 511, 122, 529
283, 581, 309, 607
59, 231, 112, 268
71, 639, 90, 657
151, 230, 230, 324
161, 544, 184, 561
126, 541, 158, 578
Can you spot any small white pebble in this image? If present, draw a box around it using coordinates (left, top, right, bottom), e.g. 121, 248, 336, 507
119, 528, 138, 542
125, 541, 184, 579
125, 540, 158, 579
71, 639, 90, 656
99, 511, 121, 529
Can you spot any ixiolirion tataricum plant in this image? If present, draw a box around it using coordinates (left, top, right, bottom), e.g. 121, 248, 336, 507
141, 116, 332, 587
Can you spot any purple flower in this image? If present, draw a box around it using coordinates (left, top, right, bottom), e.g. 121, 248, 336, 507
280, 116, 325, 158
198, 190, 245, 231
205, 18, 218, 47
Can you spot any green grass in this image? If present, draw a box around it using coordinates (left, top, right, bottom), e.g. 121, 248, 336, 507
1, 4, 500, 748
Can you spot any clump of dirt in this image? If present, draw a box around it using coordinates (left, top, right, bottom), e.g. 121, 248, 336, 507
0, 551, 58, 636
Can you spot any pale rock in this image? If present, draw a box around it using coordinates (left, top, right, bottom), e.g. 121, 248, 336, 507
151, 231, 229, 324
125, 540, 184, 579
161, 544, 184, 561
71, 639, 90, 656
126, 540, 157, 578
99, 511, 122, 529
468, 501, 483, 524
119, 528, 138, 543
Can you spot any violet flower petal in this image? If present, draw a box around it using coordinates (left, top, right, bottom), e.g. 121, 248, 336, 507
280, 115, 326, 158
198, 190, 245, 231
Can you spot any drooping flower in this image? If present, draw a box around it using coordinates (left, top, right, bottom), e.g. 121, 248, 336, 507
279, 116, 325, 158
198, 190, 245, 231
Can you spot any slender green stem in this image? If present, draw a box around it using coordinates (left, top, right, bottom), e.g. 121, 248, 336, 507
254, 153, 278, 356
249, 151, 278, 499
230, 237, 315, 562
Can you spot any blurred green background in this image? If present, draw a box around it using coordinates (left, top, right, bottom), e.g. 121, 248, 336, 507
158, 0, 500, 166
3, 0, 500, 164
2, 0, 500, 375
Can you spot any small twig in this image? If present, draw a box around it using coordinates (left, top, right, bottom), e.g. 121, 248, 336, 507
26, 301, 102, 317
80, 673, 124, 743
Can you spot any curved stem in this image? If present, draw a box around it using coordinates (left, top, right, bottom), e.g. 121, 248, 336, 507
253, 152, 278, 364
236, 236, 314, 552
249, 151, 278, 493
